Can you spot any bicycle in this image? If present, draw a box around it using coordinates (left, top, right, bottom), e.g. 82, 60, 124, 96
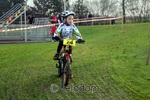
55, 38, 85, 87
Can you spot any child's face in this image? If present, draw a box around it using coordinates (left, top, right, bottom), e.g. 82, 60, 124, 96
66, 15, 74, 25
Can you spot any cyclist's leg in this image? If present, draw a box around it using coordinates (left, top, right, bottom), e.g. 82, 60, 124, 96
69, 46, 72, 61
69, 46, 72, 54
57, 41, 63, 53
69, 46, 73, 78
53, 41, 63, 60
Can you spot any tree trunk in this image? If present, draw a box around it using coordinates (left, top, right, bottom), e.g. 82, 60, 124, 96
122, 0, 126, 24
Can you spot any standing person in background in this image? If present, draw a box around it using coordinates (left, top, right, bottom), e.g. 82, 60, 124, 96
88, 12, 93, 19
28, 15, 35, 24
50, 12, 58, 42
30, 15, 35, 24
57, 13, 63, 24
27, 15, 31, 24
50, 25, 57, 42
51, 12, 58, 23
87, 12, 93, 25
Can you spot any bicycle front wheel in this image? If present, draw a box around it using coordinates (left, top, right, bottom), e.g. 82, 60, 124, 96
62, 63, 70, 87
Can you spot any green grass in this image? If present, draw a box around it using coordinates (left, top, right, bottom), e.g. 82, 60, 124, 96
0, 23, 150, 100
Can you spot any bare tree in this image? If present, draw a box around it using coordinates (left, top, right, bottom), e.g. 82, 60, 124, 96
84, 0, 118, 17
117, 0, 129, 23
66, 0, 70, 10
122, 0, 126, 23
140, 0, 150, 22
125, 0, 140, 22
71, 0, 150, 23
73, 0, 88, 18
32, 0, 63, 17
126, 0, 150, 23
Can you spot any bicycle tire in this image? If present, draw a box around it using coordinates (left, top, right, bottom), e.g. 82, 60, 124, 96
62, 72, 68, 87
62, 62, 70, 87
57, 59, 63, 77
58, 67, 62, 77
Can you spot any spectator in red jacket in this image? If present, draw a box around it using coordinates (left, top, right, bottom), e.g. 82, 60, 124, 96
50, 12, 58, 42
50, 25, 57, 42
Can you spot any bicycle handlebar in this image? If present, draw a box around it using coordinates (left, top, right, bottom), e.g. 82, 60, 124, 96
52, 36, 85, 44
76, 39, 85, 44
52, 36, 61, 42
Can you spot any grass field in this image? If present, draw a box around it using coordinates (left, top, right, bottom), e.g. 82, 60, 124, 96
0, 23, 150, 100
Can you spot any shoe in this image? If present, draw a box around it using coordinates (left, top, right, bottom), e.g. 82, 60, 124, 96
53, 53, 59, 60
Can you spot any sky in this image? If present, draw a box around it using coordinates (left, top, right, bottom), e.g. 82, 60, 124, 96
27, 0, 34, 7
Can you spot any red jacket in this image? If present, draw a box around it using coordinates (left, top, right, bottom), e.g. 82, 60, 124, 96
50, 25, 57, 35
52, 15, 57, 23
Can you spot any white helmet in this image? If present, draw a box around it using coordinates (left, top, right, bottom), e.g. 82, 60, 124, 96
62, 10, 75, 18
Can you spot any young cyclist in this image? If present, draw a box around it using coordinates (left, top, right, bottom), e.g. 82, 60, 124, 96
53, 10, 84, 60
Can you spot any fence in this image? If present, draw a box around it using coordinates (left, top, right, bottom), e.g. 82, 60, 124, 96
0, 16, 123, 42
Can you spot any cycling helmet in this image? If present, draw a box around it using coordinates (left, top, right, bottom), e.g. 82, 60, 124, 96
62, 10, 75, 18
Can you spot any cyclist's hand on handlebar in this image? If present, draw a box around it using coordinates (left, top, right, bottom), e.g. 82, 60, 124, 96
76, 39, 85, 44
52, 36, 62, 42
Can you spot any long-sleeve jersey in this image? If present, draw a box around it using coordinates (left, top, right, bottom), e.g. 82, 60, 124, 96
54, 23, 82, 39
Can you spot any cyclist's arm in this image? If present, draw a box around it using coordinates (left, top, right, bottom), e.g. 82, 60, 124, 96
54, 23, 63, 37
73, 24, 82, 39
